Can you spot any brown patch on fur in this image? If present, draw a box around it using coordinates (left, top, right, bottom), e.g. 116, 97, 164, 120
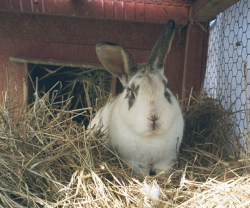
128, 98, 134, 110
130, 83, 140, 97
125, 87, 135, 110
125, 83, 140, 110
162, 80, 172, 103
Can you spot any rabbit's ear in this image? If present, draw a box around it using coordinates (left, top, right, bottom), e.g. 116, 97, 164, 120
96, 42, 138, 86
148, 19, 175, 73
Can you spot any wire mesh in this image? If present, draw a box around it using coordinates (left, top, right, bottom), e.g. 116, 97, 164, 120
203, 0, 250, 149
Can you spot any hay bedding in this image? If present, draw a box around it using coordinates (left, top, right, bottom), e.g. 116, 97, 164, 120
0, 90, 249, 208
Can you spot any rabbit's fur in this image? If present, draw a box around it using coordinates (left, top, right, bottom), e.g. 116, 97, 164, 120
89, 20, 184, 175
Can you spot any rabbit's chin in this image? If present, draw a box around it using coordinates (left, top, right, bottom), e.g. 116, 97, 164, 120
135, 125, 167, 137
142, 129, 166, 137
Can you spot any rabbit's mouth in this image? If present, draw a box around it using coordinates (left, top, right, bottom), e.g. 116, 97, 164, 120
151, 120, 160, 131
144, 125, 164, 136
146, 121, 163, 135
149, 114, 161, 131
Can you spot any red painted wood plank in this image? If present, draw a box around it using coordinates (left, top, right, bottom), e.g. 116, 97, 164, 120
104, 0, 115, 19
7, 0, 19, 11
31, 0, 45, 13
144, 4, 188, 25
191, 0, 240, 22
21, 0, 32, 12
84, 0, 104, 19
0, 0, 9, 10
144, 4, 165, 22
135, 3, 145, 22
114, 1, 125, 20
0, 12, 167, 50
124, 2, 135, 21
0, 0, 189, 25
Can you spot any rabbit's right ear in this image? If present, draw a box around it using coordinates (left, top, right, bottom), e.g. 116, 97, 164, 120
148, 19, 175, 73
96, 42, 138, 86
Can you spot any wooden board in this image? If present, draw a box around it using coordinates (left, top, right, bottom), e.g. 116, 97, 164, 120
191, 0, 240, 22
0, 0, 189, 25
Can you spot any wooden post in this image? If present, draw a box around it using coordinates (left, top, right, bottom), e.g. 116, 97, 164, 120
182, 21, 209, 100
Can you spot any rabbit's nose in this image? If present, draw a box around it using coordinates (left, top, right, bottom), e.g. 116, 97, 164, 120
150, 114, 159, 122
149, 107, 159, 119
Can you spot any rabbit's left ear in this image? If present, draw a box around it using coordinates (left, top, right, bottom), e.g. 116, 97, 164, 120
148, 19, 175, 73
96, 42, 138, 86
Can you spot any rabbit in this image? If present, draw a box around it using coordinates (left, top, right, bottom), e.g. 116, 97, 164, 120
89, 19, 184, 175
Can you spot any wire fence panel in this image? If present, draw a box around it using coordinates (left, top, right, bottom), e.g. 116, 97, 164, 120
203, 0, 250, 149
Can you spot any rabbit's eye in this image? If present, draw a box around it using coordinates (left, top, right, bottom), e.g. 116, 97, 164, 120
162, 80, 169, 88
164, 88, 172, 104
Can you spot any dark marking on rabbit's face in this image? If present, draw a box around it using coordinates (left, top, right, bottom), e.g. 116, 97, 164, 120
162, 80, 172, 104
164, 90, 172, 104
125, 87, 134, 110
125, 82, 140, 110
130, 83, 140, 96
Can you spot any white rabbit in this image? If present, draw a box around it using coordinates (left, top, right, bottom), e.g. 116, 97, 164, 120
89, 19, 184, 175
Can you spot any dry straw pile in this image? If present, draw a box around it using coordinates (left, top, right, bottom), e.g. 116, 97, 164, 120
0, 73, 249, 207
